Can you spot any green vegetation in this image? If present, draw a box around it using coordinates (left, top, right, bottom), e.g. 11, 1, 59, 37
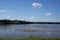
0, 36, 60, 40
0, 19, 60, 24
0, 19, 31, 24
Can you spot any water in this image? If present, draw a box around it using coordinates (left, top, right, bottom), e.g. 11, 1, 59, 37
0, 24, 60, 38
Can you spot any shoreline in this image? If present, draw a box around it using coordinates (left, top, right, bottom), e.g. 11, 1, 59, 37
0, 19, 60, 24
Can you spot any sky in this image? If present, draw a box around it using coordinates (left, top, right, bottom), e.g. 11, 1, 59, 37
0, 0, 60, 22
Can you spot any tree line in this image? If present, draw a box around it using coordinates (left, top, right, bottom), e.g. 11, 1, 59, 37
0, 19, 60, 24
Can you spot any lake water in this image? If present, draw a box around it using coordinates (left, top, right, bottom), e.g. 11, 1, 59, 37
0, 24, 60, 38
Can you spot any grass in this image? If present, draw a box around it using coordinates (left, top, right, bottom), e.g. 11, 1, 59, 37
0, 36, 60, 40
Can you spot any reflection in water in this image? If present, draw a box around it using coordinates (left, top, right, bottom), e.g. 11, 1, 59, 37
0, 24, 60, 38
0, 24, 11, 30
46, 32, 51, 37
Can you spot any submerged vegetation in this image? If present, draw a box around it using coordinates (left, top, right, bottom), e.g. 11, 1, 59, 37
0, 36, 60, 40
0, 19, 60, 24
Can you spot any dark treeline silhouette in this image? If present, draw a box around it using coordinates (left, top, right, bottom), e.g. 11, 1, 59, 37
0, 19, 60, 24
0, 19, 31, 24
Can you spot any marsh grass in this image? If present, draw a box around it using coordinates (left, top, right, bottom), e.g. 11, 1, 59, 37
0, 36, 60, 40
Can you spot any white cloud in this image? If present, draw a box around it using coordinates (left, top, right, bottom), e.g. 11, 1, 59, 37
0, 10, 8, 13
26, 17, 35, 21
32, 2, 42, 8
2, 15, 10, 19
5, 15, 10, 18
7, 16, 10, 18
29, 17, 35, 19
45, 13, 52, 16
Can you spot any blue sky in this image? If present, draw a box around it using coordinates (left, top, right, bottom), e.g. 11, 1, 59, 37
0, 0, 60, 22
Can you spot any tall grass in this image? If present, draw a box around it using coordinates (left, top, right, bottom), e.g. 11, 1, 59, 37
0, 36, 60, 40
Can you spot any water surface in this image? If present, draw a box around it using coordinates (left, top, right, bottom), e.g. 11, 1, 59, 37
0, 24, 60, 38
